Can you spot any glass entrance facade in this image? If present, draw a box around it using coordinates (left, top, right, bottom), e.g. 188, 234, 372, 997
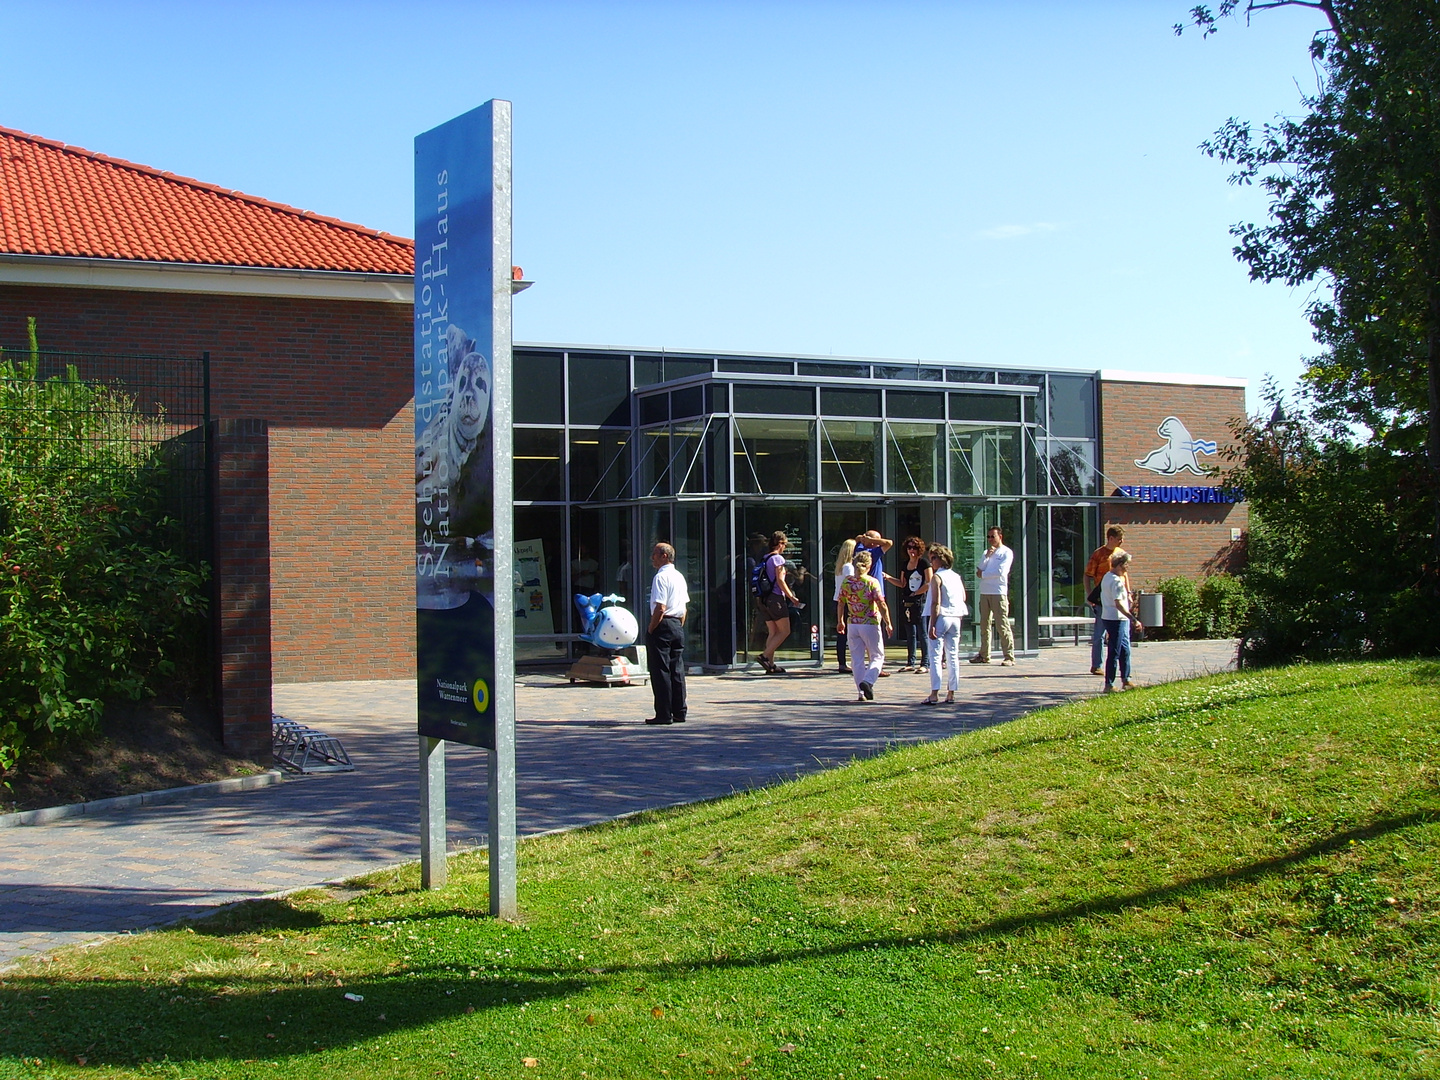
511, 346, 1102, 667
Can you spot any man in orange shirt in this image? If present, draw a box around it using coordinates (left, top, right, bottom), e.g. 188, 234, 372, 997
1084, 526, 1127, 676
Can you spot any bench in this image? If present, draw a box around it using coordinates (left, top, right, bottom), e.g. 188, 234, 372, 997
1038, 615, 1095, 645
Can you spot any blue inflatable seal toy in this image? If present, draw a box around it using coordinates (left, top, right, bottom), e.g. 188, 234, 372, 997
574, 592, 640, 651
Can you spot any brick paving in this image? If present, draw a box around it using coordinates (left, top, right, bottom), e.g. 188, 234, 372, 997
0, 639, 1236, 969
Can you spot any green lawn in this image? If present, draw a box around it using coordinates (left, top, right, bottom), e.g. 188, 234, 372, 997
3, 661, 1438, 1079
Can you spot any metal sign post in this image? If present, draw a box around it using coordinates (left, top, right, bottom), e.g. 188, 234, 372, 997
413, 100, 516, 917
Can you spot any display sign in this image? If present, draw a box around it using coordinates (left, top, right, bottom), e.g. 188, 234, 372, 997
1116, 484, 1243, 504
514, 538, 554, 632
414, 102, 513, 750
1134, 416, 1219, 477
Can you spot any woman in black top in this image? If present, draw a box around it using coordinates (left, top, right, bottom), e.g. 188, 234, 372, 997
886, 536, 932, 672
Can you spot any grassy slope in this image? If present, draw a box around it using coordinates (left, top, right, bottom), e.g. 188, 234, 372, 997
1, 661, 1437, 1079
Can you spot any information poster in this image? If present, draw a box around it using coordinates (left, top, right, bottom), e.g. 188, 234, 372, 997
414, 101, 512, 749
513, 539, 554, 632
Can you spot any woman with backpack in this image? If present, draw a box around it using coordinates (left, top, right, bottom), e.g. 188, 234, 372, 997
756, 531, 802, 674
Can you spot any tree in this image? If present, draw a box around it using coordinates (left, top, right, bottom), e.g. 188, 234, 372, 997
1179, 1, 1440, 564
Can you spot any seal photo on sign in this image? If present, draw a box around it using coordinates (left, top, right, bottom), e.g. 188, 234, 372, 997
416, 324, 495, 607
1134, 416, 1217, 477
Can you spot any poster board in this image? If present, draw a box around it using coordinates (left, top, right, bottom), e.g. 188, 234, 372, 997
414, 101, 513, 751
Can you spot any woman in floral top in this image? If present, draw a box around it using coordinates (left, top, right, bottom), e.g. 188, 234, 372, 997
836, 549, 892, 701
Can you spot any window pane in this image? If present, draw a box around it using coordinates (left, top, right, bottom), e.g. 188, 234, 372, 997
672, 421, 707, 493
1047, 375, 1096, 438
705, 418, 730, 494
999, 371, 1045, 386
569, 430, 630, 501
514, 507, 565, 657
734, 418, 814, 494
1046, 440, 1098, 496
513, 351, 563, 424
820, 387, 881, 417
637, 356, 712, 384
1047, 505, 1093, 619
514, 427, 564, 501
732, 384, 814, 415
886, 422, 941, 493
706, 383, 729, 413
671, 385, 704, 419
819, 419, 880, 492
874, 364, 944, 382
949, 424, 1021, 496
664, 358, 712, 381
639, 429, 671, 496
949, 392, 1020, 423
1026, 429, 1044, 494
639, 394, 669, 426
568, 354, 631, 426
946, 368, 995, 383
571, 506, 632, 609
718, 358, 793, 375
887, 389, 945, 419
799, 361, 871, 378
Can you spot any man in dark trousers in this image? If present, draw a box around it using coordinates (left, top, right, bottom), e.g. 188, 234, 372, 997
645, 542, 691, 726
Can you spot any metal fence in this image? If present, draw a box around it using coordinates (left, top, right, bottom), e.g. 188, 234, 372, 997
0, 347, 211, 563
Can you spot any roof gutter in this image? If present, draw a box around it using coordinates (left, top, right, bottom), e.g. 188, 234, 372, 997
0, 253, 414, 304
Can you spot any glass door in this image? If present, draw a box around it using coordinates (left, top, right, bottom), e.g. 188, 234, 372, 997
736, 502, 820, 665
821, 505, 877, 666
951, 502, 1028, 650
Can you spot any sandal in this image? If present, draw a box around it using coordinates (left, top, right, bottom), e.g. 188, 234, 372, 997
945, 692, 955, 704
922, 693, 939, 705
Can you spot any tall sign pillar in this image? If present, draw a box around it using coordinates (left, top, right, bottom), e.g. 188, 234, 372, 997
413, 100, 516, 918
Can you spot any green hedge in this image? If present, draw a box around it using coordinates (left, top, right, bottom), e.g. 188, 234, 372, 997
1149, 574, 1250, 640
0, 331, 207, 772
1152, 576, 1203, 639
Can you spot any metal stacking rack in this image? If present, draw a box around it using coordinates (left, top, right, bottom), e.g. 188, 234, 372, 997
271, 715, 355, 774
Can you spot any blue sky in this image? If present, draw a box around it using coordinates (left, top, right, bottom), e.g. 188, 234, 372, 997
6, 2, 1335, 406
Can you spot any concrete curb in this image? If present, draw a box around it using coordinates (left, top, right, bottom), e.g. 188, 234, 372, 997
0, 770, 285, 829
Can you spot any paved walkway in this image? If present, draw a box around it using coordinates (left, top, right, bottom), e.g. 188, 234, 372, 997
0, 640, 1236, 968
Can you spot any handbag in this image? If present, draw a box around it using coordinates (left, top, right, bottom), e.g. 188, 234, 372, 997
1086, 584, 1102, 606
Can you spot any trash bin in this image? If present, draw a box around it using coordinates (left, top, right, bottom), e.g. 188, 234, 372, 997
1139, 591, 1164, 628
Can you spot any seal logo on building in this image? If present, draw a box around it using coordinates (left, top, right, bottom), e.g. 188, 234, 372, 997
1134, 416, 1217, 476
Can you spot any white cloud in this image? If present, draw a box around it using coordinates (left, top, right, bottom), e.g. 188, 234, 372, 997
978, 221, 1061, 240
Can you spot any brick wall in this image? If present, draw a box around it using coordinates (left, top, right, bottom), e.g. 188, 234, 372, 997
1, 284, 414, 682
1098, 380, 1250, 589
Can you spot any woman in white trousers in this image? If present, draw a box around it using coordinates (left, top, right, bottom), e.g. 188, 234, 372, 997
924, 544, 968, 704
836, 549, 892, 701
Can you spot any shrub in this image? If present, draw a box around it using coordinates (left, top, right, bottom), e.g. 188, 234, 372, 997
1153, 576, 1203, 639
0, 332, 207, 771
1198, 573, 1249, 638
1225, 385, 1440, 666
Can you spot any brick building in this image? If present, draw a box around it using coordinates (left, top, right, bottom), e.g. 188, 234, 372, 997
1099, 372, 1248, 585
1, 126, 1252, 726
0, 126, 414, 752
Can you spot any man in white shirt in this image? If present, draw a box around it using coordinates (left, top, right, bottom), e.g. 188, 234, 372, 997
970, 526, 1016, 666
645, 542, 691, 726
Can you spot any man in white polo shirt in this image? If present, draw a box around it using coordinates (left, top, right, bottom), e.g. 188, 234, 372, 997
970, 526, 1016, 666
645, 542, 691, 726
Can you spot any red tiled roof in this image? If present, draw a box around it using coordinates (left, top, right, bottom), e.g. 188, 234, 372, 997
0, 126, 413, 274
